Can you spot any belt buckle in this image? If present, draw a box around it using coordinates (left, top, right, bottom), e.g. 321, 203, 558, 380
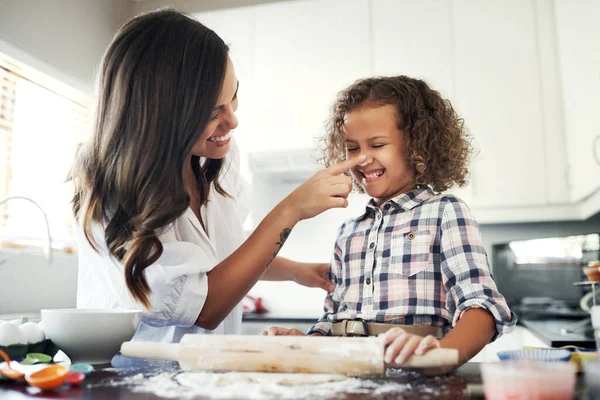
346, 318, 369, 337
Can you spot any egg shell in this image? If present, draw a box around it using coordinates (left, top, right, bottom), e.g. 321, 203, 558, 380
19, 322, 45, 344
36, 321, 49, 339
0, 321, 27, 346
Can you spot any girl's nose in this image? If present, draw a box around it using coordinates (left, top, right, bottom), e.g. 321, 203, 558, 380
358, 155, 373, 167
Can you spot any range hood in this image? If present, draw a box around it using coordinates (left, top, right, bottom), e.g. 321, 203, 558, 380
248, 149, 319, 183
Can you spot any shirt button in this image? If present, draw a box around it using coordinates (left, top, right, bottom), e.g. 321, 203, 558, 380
376, 213, 381, 220
384, 204, 390, 210
366, 277, 371, 285
408, 232, 416, 240
369, 242, 375, 249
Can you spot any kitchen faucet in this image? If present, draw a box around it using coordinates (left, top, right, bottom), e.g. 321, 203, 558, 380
0, 196, 53, 264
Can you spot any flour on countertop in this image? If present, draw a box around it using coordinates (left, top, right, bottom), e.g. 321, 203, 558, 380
99, 371, 411, 400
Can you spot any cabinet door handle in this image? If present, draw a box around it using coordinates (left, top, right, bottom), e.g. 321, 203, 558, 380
595, 135, 600, 166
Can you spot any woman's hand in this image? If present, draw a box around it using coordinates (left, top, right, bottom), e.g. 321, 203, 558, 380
381, 328, 441, 366
292, 262, 333, 292
261, 326, 305, 336
261, 258, 333, 292
283, 155, 366, 222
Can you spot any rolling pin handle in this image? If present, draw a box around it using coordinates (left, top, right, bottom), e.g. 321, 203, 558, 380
120, 341, 180, 361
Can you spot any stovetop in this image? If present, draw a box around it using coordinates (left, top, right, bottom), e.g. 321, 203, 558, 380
521, 317, 596, 348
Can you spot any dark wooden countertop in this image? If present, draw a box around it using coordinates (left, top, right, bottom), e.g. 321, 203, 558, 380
0, 355, 588, 399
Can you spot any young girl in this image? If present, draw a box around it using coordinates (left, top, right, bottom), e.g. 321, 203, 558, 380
265, 76, 516, 373
71, 9, 365, 343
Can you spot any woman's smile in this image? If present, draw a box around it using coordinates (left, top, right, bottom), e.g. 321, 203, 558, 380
207, 131, 232, 147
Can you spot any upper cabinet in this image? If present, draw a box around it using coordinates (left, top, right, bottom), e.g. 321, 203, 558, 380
371, 0, 454, 98
250, 0, 371, 153
199, 0, 370, 154
372, 0, 569, 214
197, 0, 599, 223
451, 0, 548, 209
554, 0, 600, 205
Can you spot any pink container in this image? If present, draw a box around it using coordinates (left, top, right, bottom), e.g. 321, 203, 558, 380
481, 361, 576, 400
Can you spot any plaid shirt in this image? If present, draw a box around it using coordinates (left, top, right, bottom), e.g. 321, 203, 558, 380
307, 187, 516, 340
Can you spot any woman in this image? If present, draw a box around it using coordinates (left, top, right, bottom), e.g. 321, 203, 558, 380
71, 9, 364, 342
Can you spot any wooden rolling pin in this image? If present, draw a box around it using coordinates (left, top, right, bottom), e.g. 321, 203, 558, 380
121, 334, 459, 376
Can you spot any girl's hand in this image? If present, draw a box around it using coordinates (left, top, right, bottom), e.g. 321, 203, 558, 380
261, 326, 305, 336
283, 155, 366, 222
381, 328, 441, 365
292, 262, 333, 292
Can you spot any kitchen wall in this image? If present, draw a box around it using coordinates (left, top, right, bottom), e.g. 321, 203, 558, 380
208, 0, 600, 316
248, 179, 600, 317
247, 176, 371, 317
0, 0, 131, 92
0, 252, 77, 317
1, 204, 596, 319
0, 0, 598, 320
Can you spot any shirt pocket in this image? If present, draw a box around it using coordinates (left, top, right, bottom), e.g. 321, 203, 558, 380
389, 230, 432, 277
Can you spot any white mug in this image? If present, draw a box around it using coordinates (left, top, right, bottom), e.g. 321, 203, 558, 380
591, 304, 600, 329
582, 292, 599, 314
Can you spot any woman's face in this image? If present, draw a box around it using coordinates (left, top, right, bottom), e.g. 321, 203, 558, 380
191, 56, 239, 159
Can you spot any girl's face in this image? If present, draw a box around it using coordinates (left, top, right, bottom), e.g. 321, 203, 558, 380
191, 56, 239, 159
344, 104, 415, 206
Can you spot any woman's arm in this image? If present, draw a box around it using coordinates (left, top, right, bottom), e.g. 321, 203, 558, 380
261, 257, 303, 280
263, 247, 343, 337
195, 156, 364, 329
261, 257, 333, 292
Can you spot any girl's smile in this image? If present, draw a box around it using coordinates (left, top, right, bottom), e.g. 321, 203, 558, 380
359, 168, 386, 183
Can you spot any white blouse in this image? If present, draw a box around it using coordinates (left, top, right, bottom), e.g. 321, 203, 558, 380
76, 140, 250, 343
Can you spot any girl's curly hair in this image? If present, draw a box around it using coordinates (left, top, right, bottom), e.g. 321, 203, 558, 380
319, 76, 472, 193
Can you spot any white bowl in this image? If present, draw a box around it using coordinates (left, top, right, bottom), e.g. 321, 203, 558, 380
41, 309, 142, 364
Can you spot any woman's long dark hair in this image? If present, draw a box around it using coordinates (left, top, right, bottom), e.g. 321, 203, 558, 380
72, 9, 230, 308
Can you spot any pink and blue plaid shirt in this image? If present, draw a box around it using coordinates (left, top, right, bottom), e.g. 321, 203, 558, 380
307, 187, 516, 339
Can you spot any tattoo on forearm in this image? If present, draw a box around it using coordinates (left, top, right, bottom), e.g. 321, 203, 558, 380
266, 228, 291, 269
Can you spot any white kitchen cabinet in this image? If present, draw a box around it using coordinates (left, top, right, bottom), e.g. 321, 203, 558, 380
554, 0, 600, 205
195, 8, 256, 82
371, 0, 454, 99
451, 0, 548, 209
196, 0, 596, 224
370, 0, 479, 205
370, 0, 569, 216
250, 0, 371, 153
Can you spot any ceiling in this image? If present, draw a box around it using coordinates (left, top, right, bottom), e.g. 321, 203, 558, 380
129, 0, 293, 14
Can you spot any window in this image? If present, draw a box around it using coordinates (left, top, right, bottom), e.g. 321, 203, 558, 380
0, 53, 89, 253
